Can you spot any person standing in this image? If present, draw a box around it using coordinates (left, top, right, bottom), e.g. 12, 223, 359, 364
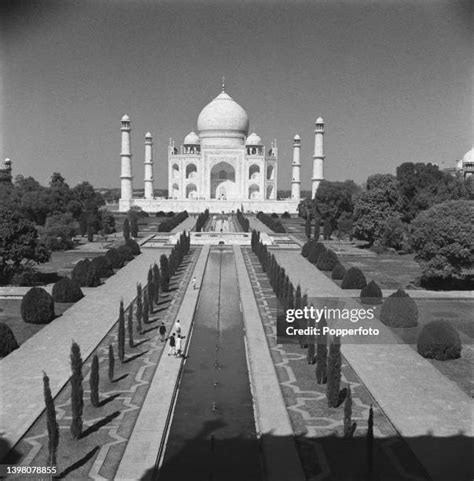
167, 333, 176, 356
192, 276, 197, 290
175, 335, 182, 358
175, 319, 182, 337
159, 322, 166, 342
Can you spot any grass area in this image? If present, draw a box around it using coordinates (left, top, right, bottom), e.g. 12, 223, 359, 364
0, 299, 73, 346
36, 251, 104, 275
338, 253, 421, 290
372, 299, 474, 397
4, 249, 198, 480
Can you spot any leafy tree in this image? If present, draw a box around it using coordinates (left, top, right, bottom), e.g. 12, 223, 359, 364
90, 354, 99, 407
40, 212, 77, 251
0, 208, 50, 283
409, 200, 473, 286
129, 215, 139, 238
100, 210, 116, 235
305, 214, 312, 240
343, 384, 356, 439
160, 255, 170, 291
352, 174, 400, 245
153, 263, 160, 305
70, 341, 84, 439
128, 303, 134, 348
147, 267, 154, 311
380, 216, 408, 251
43, 371, 59, 466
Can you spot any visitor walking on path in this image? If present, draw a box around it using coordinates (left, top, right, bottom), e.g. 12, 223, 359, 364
175, 319, 182, 337
167, 333, 176, 356
159, 322, 166, 342
175, 335, 182, 358
192, 276, 197, 290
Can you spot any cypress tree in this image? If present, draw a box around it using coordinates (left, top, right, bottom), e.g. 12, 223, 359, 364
90, 354, 99, 407
43, 371, 59, 466
147, 266, 154, 312
305, 214, 312, 240
367, 404, 374, 479
343, 384, 357, 439
129, 215, 138, 238
108, 344, 114, 382
136, 283, 143, 334
128, 303, 134, 348
153, 263, 160, 305
326, 335, 342, 407
160, 254, 170, 291
118, 300, 125, 363
123, 218, 130, 241
143, 292, 149, 325
70, 341, 84, 439
313, 216, 320, 241
316, 315, 328, 383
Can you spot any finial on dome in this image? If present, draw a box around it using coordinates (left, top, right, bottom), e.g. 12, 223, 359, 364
222, 76, 225, 92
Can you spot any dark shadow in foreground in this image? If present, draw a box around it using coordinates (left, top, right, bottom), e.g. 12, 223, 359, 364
138, 431, 473, 481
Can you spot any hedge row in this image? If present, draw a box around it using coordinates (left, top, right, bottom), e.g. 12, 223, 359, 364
195, 209, 210, 232
158, 211, 188, 232
256, 212, 286, 233
236, 210, 249, 232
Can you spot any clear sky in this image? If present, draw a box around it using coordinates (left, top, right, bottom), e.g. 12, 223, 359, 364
1, 0, 472, 190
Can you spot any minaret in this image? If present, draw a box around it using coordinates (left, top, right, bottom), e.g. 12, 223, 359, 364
291, 135, 301, 200
144, 132, 154, 199
312, 117, 325, 198
120, 114, 133, 208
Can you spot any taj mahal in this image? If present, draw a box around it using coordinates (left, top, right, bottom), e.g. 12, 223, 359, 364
119, 82, 326, 213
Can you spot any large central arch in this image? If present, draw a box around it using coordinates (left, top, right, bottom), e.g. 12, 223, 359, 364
210, 161, 236, 199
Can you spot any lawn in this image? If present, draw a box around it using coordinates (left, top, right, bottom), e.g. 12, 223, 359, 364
372, 298, 474, 397
0, 299, 73, 347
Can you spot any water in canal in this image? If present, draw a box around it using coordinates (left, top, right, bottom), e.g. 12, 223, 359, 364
158, 247, 262, 481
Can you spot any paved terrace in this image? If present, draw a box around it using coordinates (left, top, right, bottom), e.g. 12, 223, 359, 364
0, 248, 170, 460
272, 249, 473, 481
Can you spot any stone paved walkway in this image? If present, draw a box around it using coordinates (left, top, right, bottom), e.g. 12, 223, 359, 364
271, 249, 473, 481
248, 216, 274, 234
234, 246, 305, 481
0, 248, 172, 460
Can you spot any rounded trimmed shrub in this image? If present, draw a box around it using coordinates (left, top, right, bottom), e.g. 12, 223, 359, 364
105, 248, 124, 269
308, 242, 327, 264
380, 288, 418, 327
52, 277, 84, 303
417, 320, 461, 360
11, 269, 37, 287
166, 211, 175, 217
271, 213, 279, 218
90, 255, 114, 278
156, 211, 166, 217
116, 245, 134, 262
125, 239, 141, 256
71, 259, 100, 287
316, 249, 339, 271
341, 267, 367, 289
302, 240, 316, 258
21, 287, 55, 324
331, 263, 346, 280
282, 211, 291, 219
0, 322, 19, 357
360, 280, 383, 304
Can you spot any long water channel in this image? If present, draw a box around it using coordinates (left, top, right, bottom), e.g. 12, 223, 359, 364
158, 246, 263, 481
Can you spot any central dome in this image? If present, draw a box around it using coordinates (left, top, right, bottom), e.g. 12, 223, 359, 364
197, 90, 249, 147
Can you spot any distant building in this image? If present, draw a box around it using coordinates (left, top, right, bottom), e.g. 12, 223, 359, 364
0, 158, 12, 185
456, 148, 474, 178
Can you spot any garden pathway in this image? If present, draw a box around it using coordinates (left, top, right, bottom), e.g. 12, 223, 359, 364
0, 248, 170, 460
271, 249, 473, 481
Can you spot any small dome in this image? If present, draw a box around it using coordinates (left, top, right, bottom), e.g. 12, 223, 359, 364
197, 91, 249, 138
4, 158, 11, 163
316, 116, 324, 124
121, 114, 130, 122
293, 134, 301, 140
145, 132, 152, 138
462, 148, 473, 164
246, 132, 262, 146
184, 131, 200, 145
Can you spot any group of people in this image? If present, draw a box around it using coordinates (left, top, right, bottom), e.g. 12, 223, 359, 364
160, 319, 185, 358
